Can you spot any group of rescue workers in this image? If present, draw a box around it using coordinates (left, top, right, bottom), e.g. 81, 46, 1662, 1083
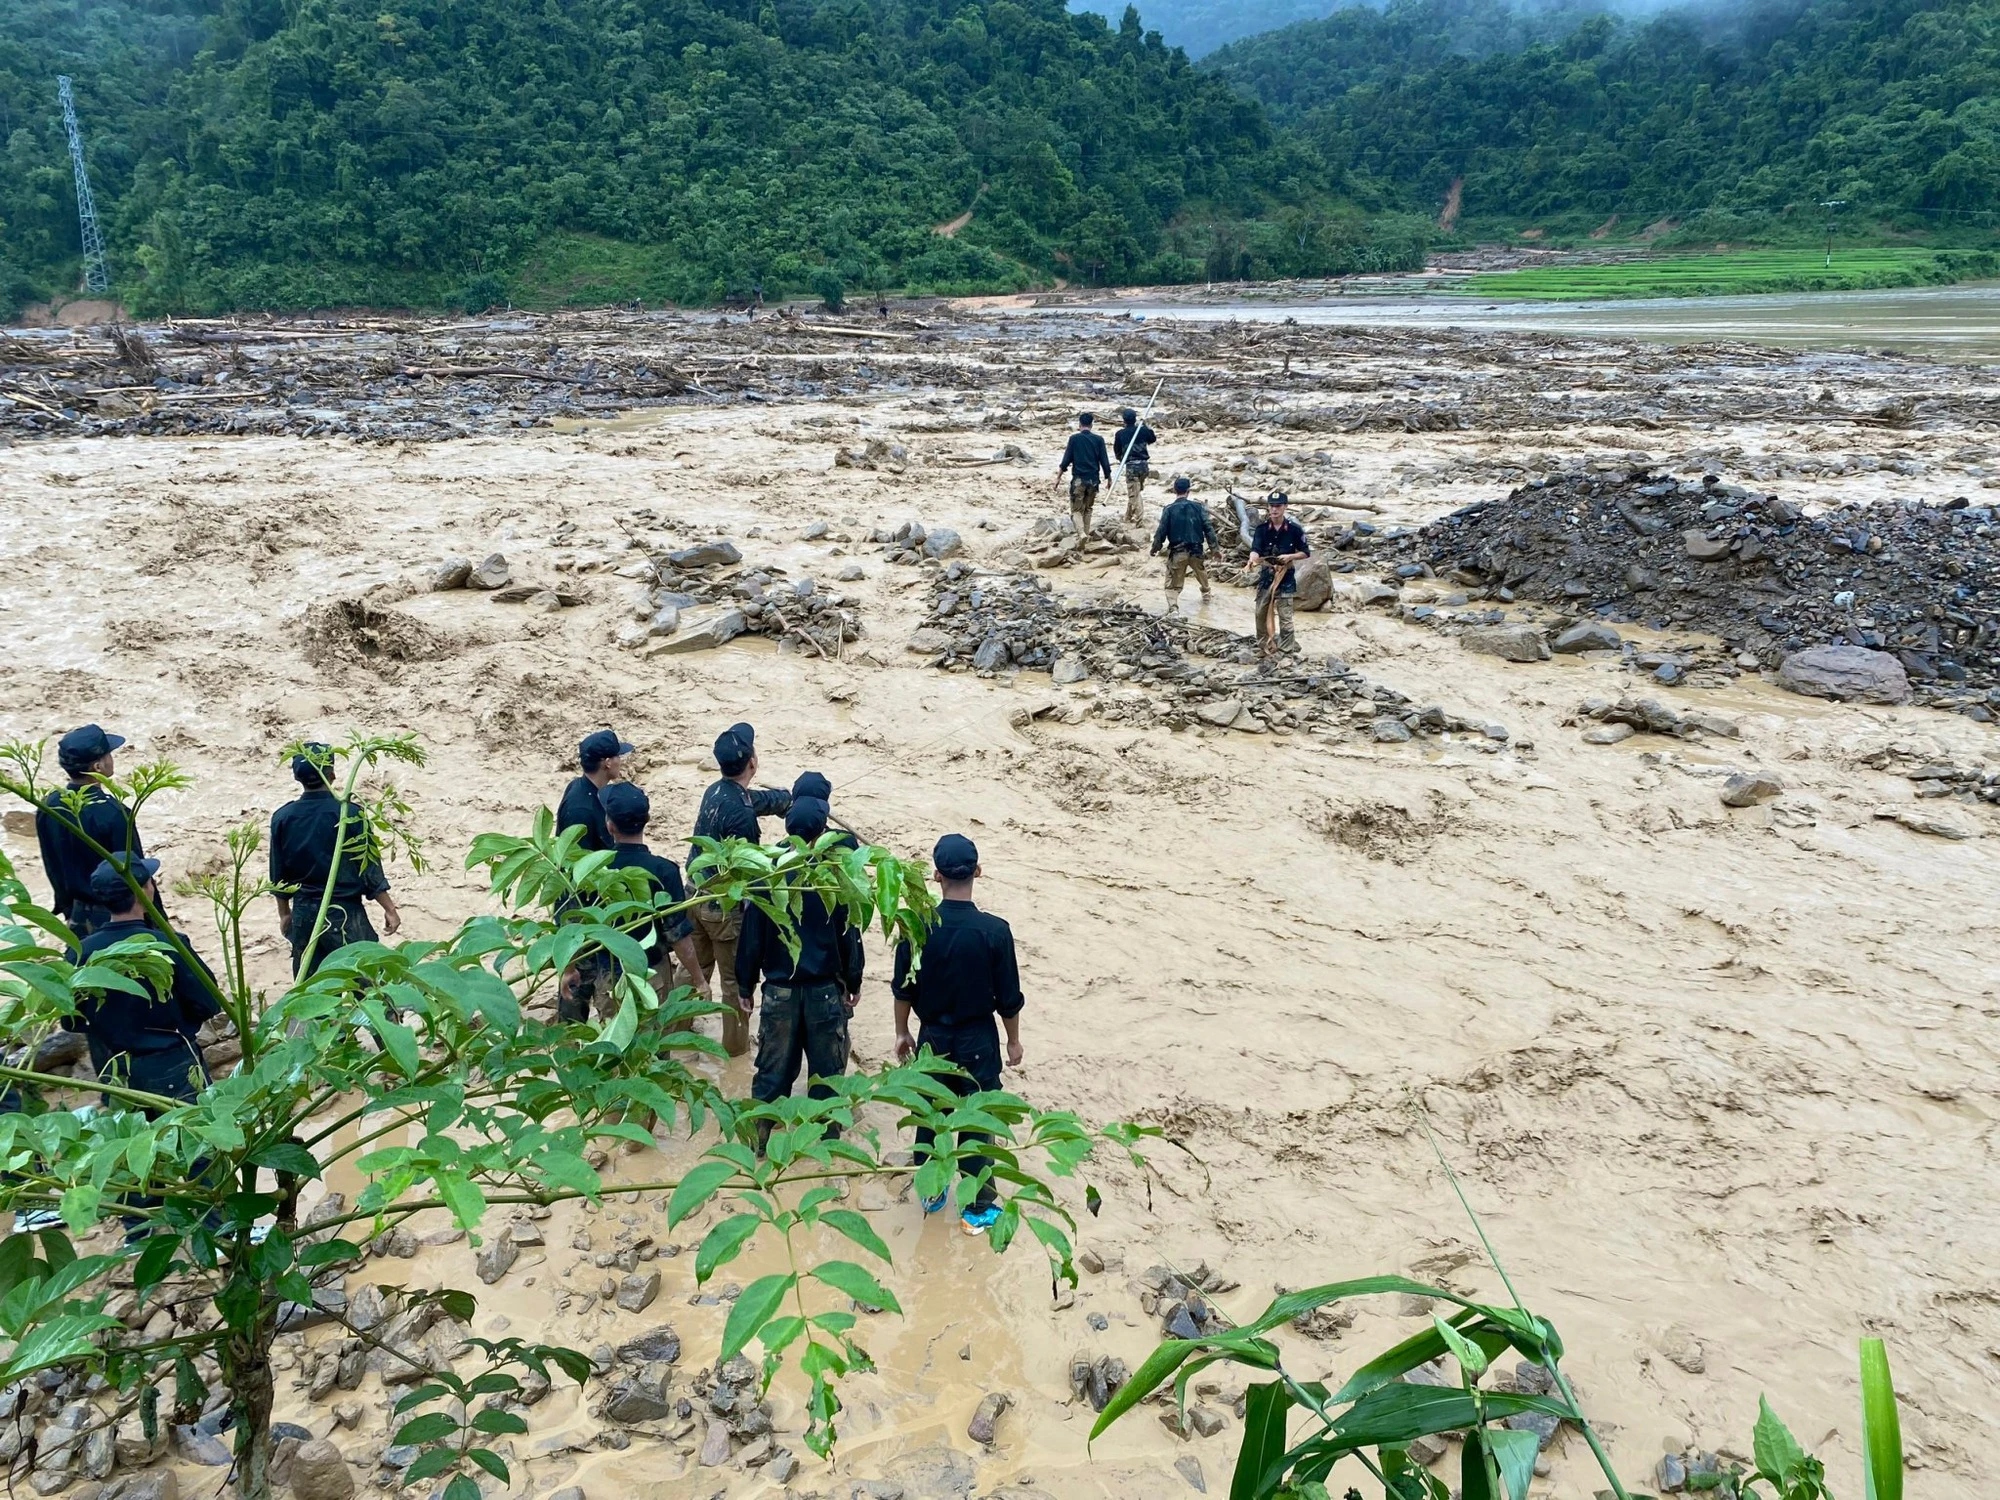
30, 718, 1024, 1234
1058, 408, 1311, 652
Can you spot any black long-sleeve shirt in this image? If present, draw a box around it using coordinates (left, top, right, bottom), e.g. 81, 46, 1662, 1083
688, 779, 792, 870
1153, 498, 1220, 556
71, 919, 222, 1058
736, 889, 864, 995
1058, 431, 1112, 483
1112, 422, 1156, 467
891, 900, 1023, 1029
1250, 517, 1311, 594
35, 782, 143, 916
608, 842, 695, 946
556, 776, 611, 852
269, 788, 388, 902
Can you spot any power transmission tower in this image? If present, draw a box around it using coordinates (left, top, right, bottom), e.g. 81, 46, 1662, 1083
57, 76, 110, 295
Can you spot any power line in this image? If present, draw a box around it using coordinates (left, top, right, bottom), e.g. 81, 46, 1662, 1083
57, 76, 110, 295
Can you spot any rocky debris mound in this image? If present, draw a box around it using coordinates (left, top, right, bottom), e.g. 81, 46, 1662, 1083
1381, 469, 2000, 711
608, 537, 860, 656
1014, 514, 1144, 569
1569, 697, 1741, 745
1775, 644, 1910, 704
913, 569, 1519, 747
865, 518, 969, 566
302, 597, 445, 668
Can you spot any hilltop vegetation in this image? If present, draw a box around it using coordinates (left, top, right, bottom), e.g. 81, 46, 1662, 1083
0, 0, 1422, 317
1207, 0, 2000, 242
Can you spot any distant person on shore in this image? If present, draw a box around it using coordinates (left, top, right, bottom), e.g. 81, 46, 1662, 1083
270, 744, 401, 978
892, 834, 1023, 1237
737, 796, 864, 1148
1056, 412, 1113, 539
1151, 476, 1220, 614
1247, 492, 1310, 656
1113, 407, 1158, 525
688, 722, 793, 1056
36, 724, 145, 949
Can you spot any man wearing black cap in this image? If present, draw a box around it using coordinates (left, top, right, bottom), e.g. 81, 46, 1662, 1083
590, 782, 707, 1021
891, 833, 1023, 1235
1247, 492, 1310, 656
1113, 407, 1159, 526
736, 797, 864, 1140
1056, 412, 1113, 539
688, 722, 792, 1056
71, 854, 221, 1104
791, 771, 857, 850
557, 729, 633, 853
1151, 476, 1220, 613
270, 746, 402, 979
35, 724, 144, 946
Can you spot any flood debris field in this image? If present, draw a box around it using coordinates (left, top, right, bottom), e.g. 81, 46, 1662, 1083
2, 305, 1999, 1500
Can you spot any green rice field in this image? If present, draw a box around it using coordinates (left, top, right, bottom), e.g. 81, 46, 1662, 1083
1460, 248, 1999, 300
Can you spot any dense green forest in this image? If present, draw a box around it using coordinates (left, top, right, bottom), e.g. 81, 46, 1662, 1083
1208, 0, 2000, 239
0, 0, 1422, 316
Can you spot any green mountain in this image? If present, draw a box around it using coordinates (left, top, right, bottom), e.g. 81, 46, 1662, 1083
1206, 0, 2000, 240
1070, 0, 1340, 61
0, 0, 1423, 317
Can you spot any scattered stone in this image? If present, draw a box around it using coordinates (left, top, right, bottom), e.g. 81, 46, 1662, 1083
1682, 711, 1741, 737
1076, 1248, 1105, 1275
697, 1420, 732, 1467
1553, 621, 1623, 653
835, 564, 865, 582
603, 1372, 673, 1425
1373, 718, 1413, 743
288, 1440, 355, 1500
171, 1427, 232, 1467
1051, 653, 1089, 685
1657, 1453, 1689, 1493
1683, 531, 1732, 563
1660, 1327, 1706, 1375
1174, 1455, 1207, 1493
645, 606, 746, 655
967, 1392, 1011, 1446
474, 1236, 518, 1285
1069, 1351, 1130, 1412
1876, 804, 1982, 840
467, 553, 511, 590
1461, 625, 1550, 663
923, 528, 964, 559
1720, 772, 1784, 808
331, 1402, 363, 1430
972, 636, 1010, 672
1504, 1410, 1563, 1450
614, 1325, 681, 1364
1196, 699, 1242, 729
1777, 645, 1912, 705
667, 541, 742, 569
615, 1271, 660, 1312
1290, 554, 1333, 612
1189, 1406, 1227, 1438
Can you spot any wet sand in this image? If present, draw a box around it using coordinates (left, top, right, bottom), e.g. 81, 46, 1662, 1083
1, 312, 1997, 1498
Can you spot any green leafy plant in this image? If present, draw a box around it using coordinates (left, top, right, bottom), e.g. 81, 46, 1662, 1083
0, 736, 1143, 1499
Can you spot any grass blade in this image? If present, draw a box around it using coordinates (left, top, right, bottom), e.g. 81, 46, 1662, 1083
1859, 1338, 1902, 1500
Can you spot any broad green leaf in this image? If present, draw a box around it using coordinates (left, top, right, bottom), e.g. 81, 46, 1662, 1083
443, 1471, 482, 1500
667, 1159, 738, 1227
1331, 1315, 1511, 1404
1333, 1387, 1571, 1450
393, 1413, 459, 1446
818, 1209, 891, 1264
470, 1408, 528, 1436
1230, 1381, 1295, 1500
436, 1173, 486, 1228
810, 1260, 901, 1315
466, 1448, 510, 1483
1753, 1396, 1807, 1483
1485, 1426, 1539, 1500
1089, 1339, 1200, 1442
0, 1312, 123, 1384
1461, 1427, 1497, 1500
1860, 1338, 1903, 1500
696, 1214, 763, 1283
400, 1450, 459, 1484
721, 1273, 795, 1362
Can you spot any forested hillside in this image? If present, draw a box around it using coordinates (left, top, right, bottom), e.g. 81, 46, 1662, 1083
0, 0, 1422, 316
1208, 0, 2000, 239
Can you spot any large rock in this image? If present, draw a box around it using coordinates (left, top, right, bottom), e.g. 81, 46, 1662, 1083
645, 607, 746, 655
972, 636, 1009, 672
288, 1441, 355, 1500
614, 1271, 660, 1312
1776, 646, 1911, 705
667, 541, 742, 569
1683, 531, 1732, 563
922, 528, 964, 560
467, 553, 511, 590
908, 628, 951, 655
697, 1421, 732, 1467
429, 557, 472, 591
1461, 625, 1550, 663
1552, 621, 1622, 654
474, 1235, 518, 1285
1051, 653, 1089, 685
614, 1325, 681, 1365
967, 1392, 1011, 1446
603, 1374, 673, 1425
171, 1427, 232, 1467
1877, 805, 1982, 840
1290, 555, 1332, 612
1720, 772, 1783, 807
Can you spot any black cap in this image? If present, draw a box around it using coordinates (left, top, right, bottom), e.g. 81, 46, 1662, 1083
600, 782, 651, 833
88, 853, 160, 908
786, 797, 830, 840
579, 729, 634, 770
1267, 491, 1290, 507
714, 722, 755, 776
1172, 476, 1191, 494
292, 742, 333, 787
792, 771, 832, 801
1122, 408, 1137, 423
1077, 412, 1093, 426
58, 724, 125, 774
933, 833, 979, 880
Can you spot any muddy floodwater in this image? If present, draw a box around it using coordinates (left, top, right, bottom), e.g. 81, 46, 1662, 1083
1074, 282, 2000, 360
3, 301, 1998, 1499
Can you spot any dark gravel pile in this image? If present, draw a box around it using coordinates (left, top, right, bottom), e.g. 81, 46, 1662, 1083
1383, 470, 2000, 694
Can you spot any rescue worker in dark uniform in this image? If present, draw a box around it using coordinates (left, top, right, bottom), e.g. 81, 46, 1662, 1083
270, 745, 402, 978
688, 722, 792, 1057
557, 729, 633, 851
72, 855, 220, 1105
1247, 491, 1311, 656
1113, 407, 1159, 526
791, 771, 857, 850
35, 724, 144, 947
594, 782, 706, 1019
1151, 476, 1221, 614
555, 729, 632, 1016
1056, 412, 1113, 540
737, 797, 863, 1144
892, 834, 1024, 1236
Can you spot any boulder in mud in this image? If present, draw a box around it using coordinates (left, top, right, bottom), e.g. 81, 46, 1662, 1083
468, 553, 511, 590
429, 557, 472, 591
923, 528, 964, 559
1776, 646, 1911, 705
1552, 621, 1622, 653
645, 607, 746, 655
1683, 531, 1731, 563
967, 1392, 1011, 1446
474, 1235, 518, 1284
1875, 804, 1981, 840
614, 1325, 681, 1364
1461, 625, 1550, 663
1290, 554, 1332, 612
668, 540, 742, 569
1720, 772, 1783, 807
288, 1440, 355, 1500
